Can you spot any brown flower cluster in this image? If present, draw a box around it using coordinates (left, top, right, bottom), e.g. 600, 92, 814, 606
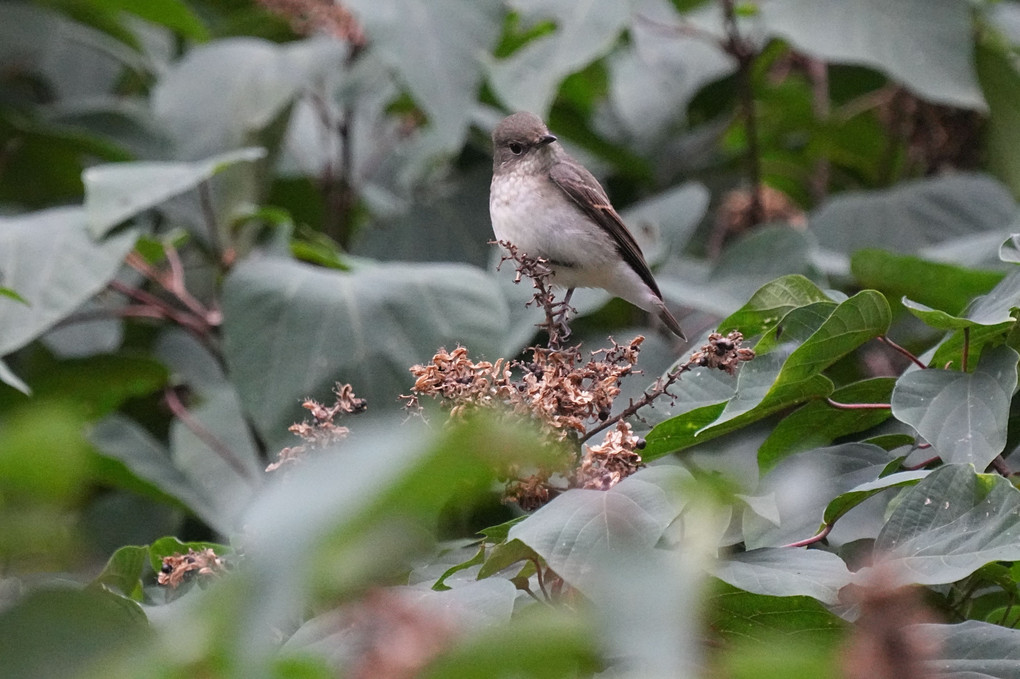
409, 246, 755, 509
576, 421, 645, 491
690, 331, 756, 375
266, 382, 367, 472
157, 548, 227, 588
256, 0, 366, 46
409, 337, 642, 441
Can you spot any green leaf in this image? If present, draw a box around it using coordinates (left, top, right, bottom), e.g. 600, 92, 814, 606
743, 443, 893, 549
477, 516, 527, 543
719, 274, 834, 338
713, 548, 852, 605
508, 466, 690, 591
221, 257, 509, 451
820, 469, 929, 525
0, 4, 148, 100
88, 415, 227, 533
759, 377, 895, 471
873, 464, 1020, 584
83, 147, 266, 238
0, 207, 138, 356
978, 41, 1020, 198
607, 3, 735, 143
89, 0, 210, 41
90, 545, 149, 599
924, 620, 1020, 677
476, 539, 540, 579
347, 0, 502, 150
0, 359, 30, 395
967, 269, 1020, 326
242, 414, 558, 610
0, 287, 28, 305
0, 588, 148, 679
152, 38, 346, 160
902, 298, 1008, 332
891, 345, 1019, 468
21, 354, 168, 420
488, 0, 629, 115
708, 582, 846, 643
1000, 233, 1020, 264
766, 290, 891, 385
420, 607, 601, 679
647, 290, 888, 457
169, 382, 263, 531
760, 0, 984, 109
432, 545, 485, 591
811, 175, 1016, 261
852, 249, 1003, 317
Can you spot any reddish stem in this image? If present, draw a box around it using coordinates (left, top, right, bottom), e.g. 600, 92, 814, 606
782, 523, 833, 549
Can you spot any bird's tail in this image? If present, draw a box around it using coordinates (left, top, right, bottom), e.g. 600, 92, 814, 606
658, 304, 686, 341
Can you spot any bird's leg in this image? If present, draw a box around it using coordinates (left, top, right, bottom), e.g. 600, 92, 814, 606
548, 287, 576, 342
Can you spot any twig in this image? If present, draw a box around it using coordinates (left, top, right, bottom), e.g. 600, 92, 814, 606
826, 398, 891, 410
581, 365, 691, 444
989, 454, 1011, 477
721, 0, 764, 226
530, 557, 550, 601
108, 280, 210, 336
164, 386, 257, 484
877, 336, 927, 369
782, 522, 832, 548
962, 326, 971, 372
197, 181, 223, 256
903, 455, 940, 471
805, 57, 830, 203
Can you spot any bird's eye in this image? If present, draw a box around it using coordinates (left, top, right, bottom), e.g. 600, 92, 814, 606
508, 142, 524, 155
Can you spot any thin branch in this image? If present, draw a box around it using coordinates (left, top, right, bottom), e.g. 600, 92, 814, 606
198, 180, 224, 256
164, 386, 257, 484
877, 335, 927, 369
826, 398, 891, 410
633, 12, 728, 48
581, 364, 692, 445
805, 57, 831, 203
721, 0, 764, 225
962, 326, 971, 372
108, 280, 210, 335
989, 454, 1011, 477
530, 557, 550, 601
782, 523, 833, 548
903, 455, 940, 471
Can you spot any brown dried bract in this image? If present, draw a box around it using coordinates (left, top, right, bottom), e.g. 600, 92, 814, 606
266, 382, 366, 472
157, 548, 227, 588
689, 331, 755, 376
576, 421, 645, 490
256, 0, 366, 45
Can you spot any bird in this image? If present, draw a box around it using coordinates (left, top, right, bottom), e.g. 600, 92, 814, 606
488, 111, 685, 340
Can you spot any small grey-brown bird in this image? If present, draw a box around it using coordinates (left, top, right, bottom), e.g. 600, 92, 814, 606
489, 111, 685, 340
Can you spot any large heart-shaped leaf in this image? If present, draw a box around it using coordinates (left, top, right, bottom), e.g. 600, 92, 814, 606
508, 466, 690, 591
84, 148, 266, 238
759, 0, 984, 109
870, 464, 1020, 585
221, 257, 509, 450
891, 345, 1018, 468
0, 207, 137, 357
713, 547, 852, 605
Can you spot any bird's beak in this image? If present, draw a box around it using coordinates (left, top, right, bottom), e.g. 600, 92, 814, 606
539, 134, 557, 146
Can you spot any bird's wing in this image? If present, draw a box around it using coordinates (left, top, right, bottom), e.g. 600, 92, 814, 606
548, 158, 663, 299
